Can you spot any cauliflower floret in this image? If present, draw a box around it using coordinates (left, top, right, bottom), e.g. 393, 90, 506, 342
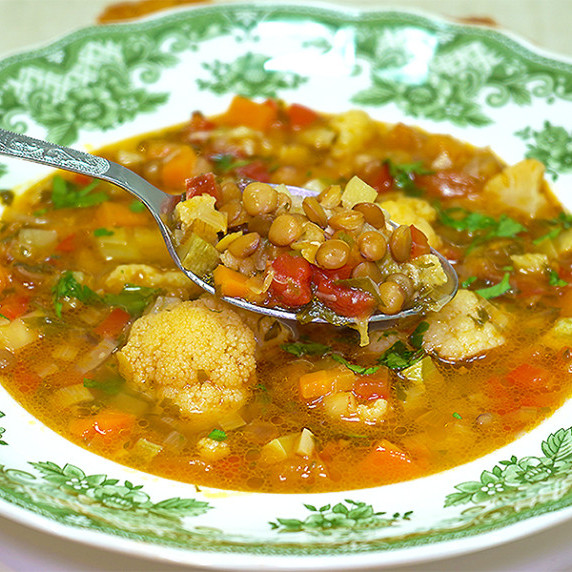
117, 297, 256, 427
483, 159, 549, 218
104, 264, 201, 298
323, 392, 388, 426
330, 110, 376, 158
380, 197, 442, 248
353, 398, 389, 425
422, 289, 508, 361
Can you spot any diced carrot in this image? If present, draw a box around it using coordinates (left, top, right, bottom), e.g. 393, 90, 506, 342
94, 202, 148, 228
410, 225, 431, 258
287, 103, 319, 129
94, 308, 131, 338
299, 368, 355, 400
162, 145, 197, 190
0, 294, 29, 320
217, 95, 278, 132
358, 439, 416, 481
68, 409, 135, 444
55, 233, 77, 253
213, 265, 251, 298
213, 265, 264, 303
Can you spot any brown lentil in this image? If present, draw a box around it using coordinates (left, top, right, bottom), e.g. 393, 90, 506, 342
378, 281, 406, 314
315, 239, 350, 270
357, 231, 387, 261
352, 202, 386, 229
389, 225, 412, 263
268, 214, 304, 246
302, 196, 328, 227
242, 182, 278, 216
328, 210, 364, 233
227, 232, 261, 258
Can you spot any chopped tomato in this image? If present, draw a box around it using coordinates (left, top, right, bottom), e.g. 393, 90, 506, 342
417, 170, 479, 198
352, 370, 389, 401
68, 410, 136, 444
0, 294, 29, 320
409, 225, 431, 258
366, 161, 393, 193
55, 233, 77, 253
185, 172, 221, 203
287, 103, 319, 129
72, 173, 93, 187
311, 266, 376, 318
94, 308, 131, 339
270, 254, 312, 307
187, 110, 215, 132
235, 159, 271, 183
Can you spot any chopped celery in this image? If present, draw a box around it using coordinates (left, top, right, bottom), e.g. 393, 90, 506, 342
178, 232, 220, 276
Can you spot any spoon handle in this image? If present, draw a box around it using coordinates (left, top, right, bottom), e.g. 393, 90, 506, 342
0, 128, 175, 218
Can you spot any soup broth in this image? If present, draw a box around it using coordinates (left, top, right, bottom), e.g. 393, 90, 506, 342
0, 97, 571, 492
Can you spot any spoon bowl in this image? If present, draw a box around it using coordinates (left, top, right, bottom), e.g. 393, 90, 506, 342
0, 128, 458, 327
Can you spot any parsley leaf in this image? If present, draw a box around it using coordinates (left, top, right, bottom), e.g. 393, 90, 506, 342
129, 200, 145, 213
208, 429, 227, 441
83, 375, 125, 395
93, 228, 114, 237
0, 312, 8, 321
533, 213, 572, 244
103, 284, 161, 316
211, 154, 252, 174
52, 271, 101, 317
51, 175, 108, 209
410, 321, 429, 349
461, 276, 477, 288
378, 341, 423, 370
475, 272, 512, 299
331, 354, 380, 375
281, 340, 331, 357
385, 159, 433, 196
549, 269, 568, 287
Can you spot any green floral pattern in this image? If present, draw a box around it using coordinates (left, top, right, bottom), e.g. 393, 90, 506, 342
0, 412, 6, 446
446, 427, 572, 508
516, 122, 572, 179
0, 460, 212, 537
269, 500, 412, 535
198, 52, 308, 98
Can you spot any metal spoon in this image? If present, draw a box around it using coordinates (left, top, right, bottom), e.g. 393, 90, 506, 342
0, 128, 458, 326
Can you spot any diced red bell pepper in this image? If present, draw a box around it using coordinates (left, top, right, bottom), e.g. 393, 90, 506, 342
0, 294, 29, 320
409, 225, 431, 258
94, 308, 131, 339
353, 370, 389, 401
287, 103, 319, 129
185, 172, 221, 203
235, 159, 271, 183
270, 254, 312, 307
55, 233, 77, 253
188, 110, 215, 131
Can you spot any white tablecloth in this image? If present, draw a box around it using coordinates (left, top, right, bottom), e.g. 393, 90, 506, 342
0, 1, 571, 570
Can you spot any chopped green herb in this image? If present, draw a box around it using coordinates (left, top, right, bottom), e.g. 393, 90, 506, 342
461, 276, 477, 288
33, 208, 48, 217
331, 354, 380, 375
129, 200, 145, 213
385, 159, 433, 196
475, 272, 511, 300
52, 271, 101, 317
208, 429, 227, 441
378, 341, 424, 370
0, 312, 8, 321
211, 154, 252, 174
410, 321, 429, 349
51, 175, 108, 209
93, 228, 114, 237
533, 213, 572, 244
452, 412, 462, 420
549, 269, 568, 287
281, 340, 331, 357
83, 375, 125, 395
103, 283, 161, 316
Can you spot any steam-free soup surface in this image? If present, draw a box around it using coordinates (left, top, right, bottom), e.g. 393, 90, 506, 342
1, 97, 571, 492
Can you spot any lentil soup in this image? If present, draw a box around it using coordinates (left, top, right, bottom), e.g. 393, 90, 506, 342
0, 97, 571, 493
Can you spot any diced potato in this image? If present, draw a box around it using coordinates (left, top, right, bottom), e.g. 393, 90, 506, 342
13, 229, 58, 261
341, 176, 377, 209
51, 384, 94, 408
295, 428, 316, 457
555, 228, 572, 256
323, 391, 355, 419
0, 318, 39, 351
510, 253, 549, 274
260, 433, 299, 464
95, 228, 168, 264
218, 410, 246, 432
130, 438, 163, 464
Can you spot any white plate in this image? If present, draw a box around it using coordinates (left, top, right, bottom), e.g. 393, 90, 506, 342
1, 3, 572, 569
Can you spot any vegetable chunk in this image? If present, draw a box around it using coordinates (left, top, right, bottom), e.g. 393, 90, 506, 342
422, 289, 508, 361
117, 296, 256, 427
